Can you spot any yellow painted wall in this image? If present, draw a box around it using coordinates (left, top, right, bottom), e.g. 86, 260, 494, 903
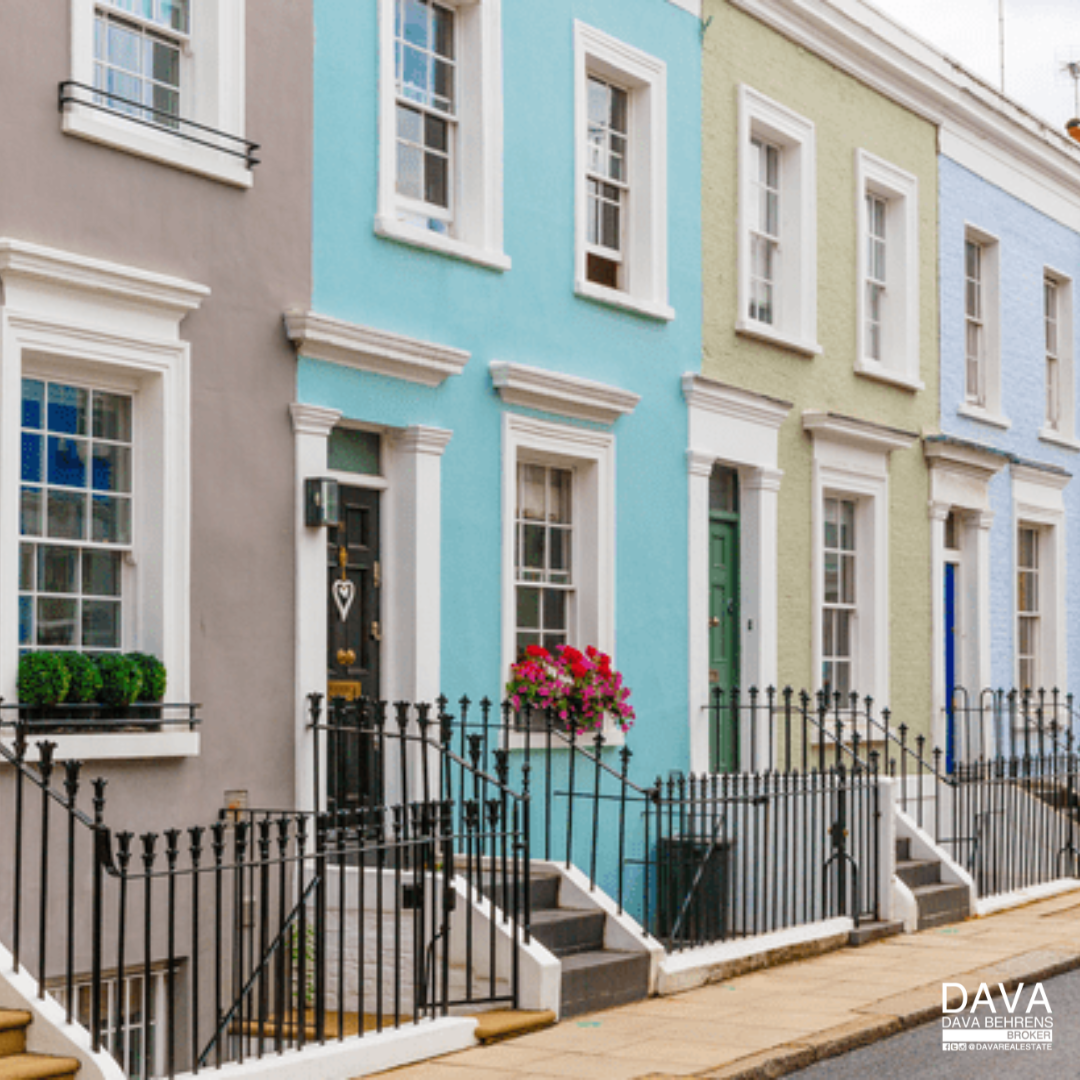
702, 0, 940, 731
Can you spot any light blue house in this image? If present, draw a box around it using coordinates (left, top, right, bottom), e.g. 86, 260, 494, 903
285, 0, 702, 821
929, 103, 1080, 758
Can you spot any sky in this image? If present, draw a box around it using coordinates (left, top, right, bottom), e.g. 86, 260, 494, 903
868, 0, 1080, 131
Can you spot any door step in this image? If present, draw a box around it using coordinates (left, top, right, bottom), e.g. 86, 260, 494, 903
896, 837, 970, 930
0, 1010, 79, 1080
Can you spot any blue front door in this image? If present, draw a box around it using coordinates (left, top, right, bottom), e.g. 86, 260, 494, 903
944, 562, 957, 773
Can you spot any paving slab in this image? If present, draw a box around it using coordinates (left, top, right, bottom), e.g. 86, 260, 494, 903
369, 887, 1080, 1080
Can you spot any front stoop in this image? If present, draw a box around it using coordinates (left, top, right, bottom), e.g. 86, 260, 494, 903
848, 919, 903, 947
896, 837, 970, 929
0, 1011, 79, 1080
526, 869, 650, 1018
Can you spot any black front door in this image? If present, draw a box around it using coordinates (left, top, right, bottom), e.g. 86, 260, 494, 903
326, 485, 381, 813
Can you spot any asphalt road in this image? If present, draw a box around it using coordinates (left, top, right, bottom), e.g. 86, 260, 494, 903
789, 967, 1080, 1079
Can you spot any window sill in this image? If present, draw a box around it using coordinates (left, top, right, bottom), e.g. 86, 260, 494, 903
374, 215, 511, 272
2, 730, 200, 762
62, 103, 253, 189
734, 319, 822, 358
853, 358, 925, 392
574, 280, 674, 322
1038, 426, 1080, 451
502, 722, 627, 752
956, 402, 1011, 430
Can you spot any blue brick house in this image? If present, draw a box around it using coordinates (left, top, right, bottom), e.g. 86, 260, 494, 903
929, 117, 1080, 757
285, 0, 702, 821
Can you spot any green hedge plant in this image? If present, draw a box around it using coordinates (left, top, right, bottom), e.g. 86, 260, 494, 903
18, 653, 71, 706
96, 655, 144, 708
129, 653, 166, 703
60, 652, 103, 704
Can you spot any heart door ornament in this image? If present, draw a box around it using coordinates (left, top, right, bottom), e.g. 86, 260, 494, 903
332, 578, 356, 622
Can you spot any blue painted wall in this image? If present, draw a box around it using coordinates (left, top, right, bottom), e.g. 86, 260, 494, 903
939, 156, 1080, 701
305, 0, 702, 799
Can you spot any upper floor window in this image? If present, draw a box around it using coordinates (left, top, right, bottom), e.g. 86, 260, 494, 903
736, 86, 817, 356
574, 22, 671, 321
394, 0, 456, 233
93, 1, 189, 128
957, 225, 1005, 427
1040, 269, 1075, 447
585, 76, 629, 291
20, 379, 133, 652
854, 150, 920, 389
1045, 277, 1060, 431
63, 0, 253, 187
748, 138, 780, 326
377, 0, 507, 270
965, 238, 985, 406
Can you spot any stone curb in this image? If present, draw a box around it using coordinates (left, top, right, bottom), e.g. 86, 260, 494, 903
635, 947, 1080, 1080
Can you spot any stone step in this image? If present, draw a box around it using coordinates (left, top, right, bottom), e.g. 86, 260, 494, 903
530, 908, 606, 956
0, 1012, 30, 1059
912, 882, 970, 930
468, 868, 562, 913
558, 950, 651, 1019
895, 837, 911, 862
896, 857, 941, 889
0, 1054, 80, 1080
848, 920, 904, 947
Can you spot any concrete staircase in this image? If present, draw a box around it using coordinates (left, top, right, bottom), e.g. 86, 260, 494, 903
0, 1010, 79, 1080
896, 837, 970, 930
526, 868, 650, 1019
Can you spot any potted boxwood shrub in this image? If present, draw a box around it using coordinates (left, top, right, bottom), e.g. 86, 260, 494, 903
60, 652, 103, 706
95, 655, 143, 724
128, 652, 167, 723
18, 652, 71, 721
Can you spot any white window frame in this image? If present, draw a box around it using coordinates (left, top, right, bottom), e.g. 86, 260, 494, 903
957, 225, 1007, 428
376, 0, 508, 271
65, 0, 250, 188
821, 495, 857, 699
1016, 523, 1041, 693
1011, 465, 1067, 695
854, 149, 921, 390
805, 412, 915, 708
501, 413, 618, 745
574, 21, 671, 322
0, 239, 203, 761
1040, 268, 1077, 449
736, 85, 818, 357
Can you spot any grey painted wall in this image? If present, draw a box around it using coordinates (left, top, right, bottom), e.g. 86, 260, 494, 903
0, 1, 312, 826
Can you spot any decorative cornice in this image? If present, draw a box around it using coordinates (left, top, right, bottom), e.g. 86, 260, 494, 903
743, 466, 784, 493
682, 374, 792, 429
802, 410, 917, 454
290, 403, 341, 438
1012, 462, 1071, 492
490, 361, 639, 425
928, 500, 950, 523
687, 449, 714, 477
284, 310, 469, 388
923, 436, 1009, 481
396, 425, 453, 456
0, 238, 209, 316
974, 510, 995, 531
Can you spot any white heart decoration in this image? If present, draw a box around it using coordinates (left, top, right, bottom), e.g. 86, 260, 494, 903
333, 579, 356, 622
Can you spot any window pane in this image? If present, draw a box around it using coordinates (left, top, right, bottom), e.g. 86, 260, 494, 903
397, 104, 422, 144
19, 544, 33, 592
433, 2, 454, 58
47, 489, 86, 541
48, 437, 88, 488
841, 553, 856, 604
837, 610, 851, 657
401, 0, 429, 48
19, 596, 32, 646
840, 500, 855, 550
549, 527, 571, 581
824, 553, 839, 604
519, 465, 546, 520
823, 499, 838, 549
396, 142, 422, 200
516, 586, 540, 632
609, 85, 628, 134
48, 384, 88, 436
83, 601, 121, 649
521, 524, 545, 572
92, 443, 132, 494
587, 77, 607, 126
37, 597, 77, 647
22, 380, 44, 429
543, 588, 567, 632
39, 546, 78, 594
550, 469, 571, 524
21, 488, 42, 537
424, 151, 448, 208
91, 495, 132, 545
22, 433, 42, 483
823, 609, 834, 657
84, 550, 122, 597
151, 37, 179, 87
433, 59, 454, 113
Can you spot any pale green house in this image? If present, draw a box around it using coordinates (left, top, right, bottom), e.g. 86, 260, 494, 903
687, 0, 939, 772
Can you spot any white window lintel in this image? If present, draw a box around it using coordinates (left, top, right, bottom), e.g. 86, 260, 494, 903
491, 361, 640, 425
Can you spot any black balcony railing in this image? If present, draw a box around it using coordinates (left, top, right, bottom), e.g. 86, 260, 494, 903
58, 81, 260, 170
0, 700, 200, 736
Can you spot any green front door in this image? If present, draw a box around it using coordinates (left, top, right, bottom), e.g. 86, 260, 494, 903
709, 507, 740, 773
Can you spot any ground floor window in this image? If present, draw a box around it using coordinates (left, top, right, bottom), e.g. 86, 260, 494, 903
1017, 524, 1040, 691
822, 496, 856, 698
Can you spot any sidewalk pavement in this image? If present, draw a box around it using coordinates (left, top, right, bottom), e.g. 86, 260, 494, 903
373, 889, 1080, 1080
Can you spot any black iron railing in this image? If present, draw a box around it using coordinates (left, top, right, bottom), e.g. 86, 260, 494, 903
0, 732, 525, 1079
0, 701, 200, 735
58, 81, 260, 169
